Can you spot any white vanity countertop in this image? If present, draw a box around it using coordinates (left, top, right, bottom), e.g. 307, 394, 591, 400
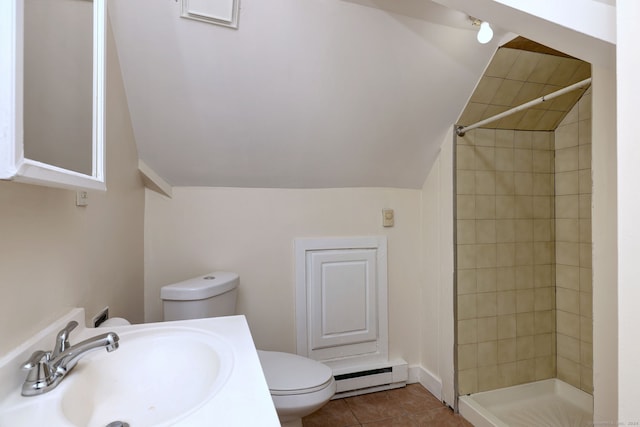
0, 309, 280, 426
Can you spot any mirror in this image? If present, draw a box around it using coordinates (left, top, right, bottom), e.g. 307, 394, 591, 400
0, 0, 105, 191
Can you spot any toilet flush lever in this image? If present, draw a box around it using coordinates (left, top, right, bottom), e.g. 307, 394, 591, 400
52, 321, 78, 359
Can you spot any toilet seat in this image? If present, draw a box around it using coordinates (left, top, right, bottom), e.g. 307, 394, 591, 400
257, 350, 334, 396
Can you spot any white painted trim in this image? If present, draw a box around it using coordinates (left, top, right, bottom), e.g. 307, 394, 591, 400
138, 160, 173, 198
409, 365, 444, 402
181, 0, 240, 29
294, 236, 388, 364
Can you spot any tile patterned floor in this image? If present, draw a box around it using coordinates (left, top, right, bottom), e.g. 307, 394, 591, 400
302, 384, 474, 427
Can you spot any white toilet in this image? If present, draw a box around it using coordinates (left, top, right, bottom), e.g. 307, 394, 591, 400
160, 272, 336, 427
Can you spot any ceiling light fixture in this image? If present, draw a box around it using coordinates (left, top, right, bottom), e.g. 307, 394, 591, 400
470, 17, 493, 44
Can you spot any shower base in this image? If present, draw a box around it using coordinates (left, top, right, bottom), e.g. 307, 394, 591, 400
458, 379, 593, 427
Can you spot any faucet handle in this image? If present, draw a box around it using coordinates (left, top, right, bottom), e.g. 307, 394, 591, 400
22, 350, 49, 370
21, 350, 53, 396
52, 321, 78, 358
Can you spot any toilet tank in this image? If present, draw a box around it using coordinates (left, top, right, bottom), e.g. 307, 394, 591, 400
160, 272, 239, 321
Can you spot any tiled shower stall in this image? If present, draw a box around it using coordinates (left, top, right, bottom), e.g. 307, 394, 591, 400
455, 88, 592, 396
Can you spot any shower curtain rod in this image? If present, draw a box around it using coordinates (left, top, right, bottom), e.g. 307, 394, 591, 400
455, 77, 592, 137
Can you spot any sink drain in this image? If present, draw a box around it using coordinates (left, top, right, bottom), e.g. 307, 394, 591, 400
106, 422, 130, 427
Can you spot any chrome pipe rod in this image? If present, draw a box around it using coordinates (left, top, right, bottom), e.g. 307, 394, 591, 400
456, 77, 592, 136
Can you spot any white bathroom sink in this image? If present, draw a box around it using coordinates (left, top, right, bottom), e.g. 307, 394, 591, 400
0, 311, 280, 426
60, 327, 233, 427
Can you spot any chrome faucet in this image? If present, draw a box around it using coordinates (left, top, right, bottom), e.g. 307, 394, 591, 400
21, 321, 120, 396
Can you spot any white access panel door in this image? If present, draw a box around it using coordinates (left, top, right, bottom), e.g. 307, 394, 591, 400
295, 236, 388, 366
308, 249, 378, 360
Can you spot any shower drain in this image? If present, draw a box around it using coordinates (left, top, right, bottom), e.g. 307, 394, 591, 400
106, 422, 130, 427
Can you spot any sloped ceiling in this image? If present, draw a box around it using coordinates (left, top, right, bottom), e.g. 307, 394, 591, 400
108, 0, 503, 188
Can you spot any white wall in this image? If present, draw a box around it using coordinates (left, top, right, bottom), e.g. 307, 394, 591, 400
0, 20, 145, 356
420, 130, 455, 404
144, 187, 422, 362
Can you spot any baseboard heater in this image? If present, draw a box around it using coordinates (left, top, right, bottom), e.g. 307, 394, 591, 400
330, 359, 408, 399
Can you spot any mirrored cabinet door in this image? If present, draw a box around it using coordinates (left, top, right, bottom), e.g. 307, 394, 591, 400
0, 0, 106, 191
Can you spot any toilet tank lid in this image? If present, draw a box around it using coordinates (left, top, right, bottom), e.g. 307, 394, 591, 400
160, 272, 239, 301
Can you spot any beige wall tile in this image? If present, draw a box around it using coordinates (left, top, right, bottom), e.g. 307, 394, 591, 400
557, 357, 581, 389
556, 218, 579, 242
533, 150, 554, 173
514, 196, 533, 218
534, 265, 554, 288
555, 146, 579, 172
498, 362, 517, 388
581, 366, 593, 394
475, 128, 496, 147
580, 243, 592, 268
458, 319, 478, 344
496, 196, 515, 218
555, 122, 579, 149
458, 343, 477, 370
580, 340, 593, 368
556, 171, 580, 195
514, 219, 534, 242
534, 287, 554, 311
516, 336, 535, 360
476, 195, 496, 219
478, 341, 498, 367
579, 194, 591, 218
556, 195, 580, 218
496, 219, 515, 243
515, 242, 534, 266
579, 171, 592, 195
533, 219, 552, 242
495, 172, 515, 195
580, 292, 592, 318
457, 269, 477, 295
516, 359, 537, 383
476, 147, 496, 171
579, 268, 592, 293
458, 368, 478, 395
535, 310, 555, 334
498, 314, 517, 339
478, 365, 500, 392
514, 149, 533, 172
557, 288, 580, 314
514, 131, 533, 149
517, 312, 535, 336
514, 172, 533, 195
497, 291, 517, 315
497, 267, 516, 291
457, 220, 476, 244
495, 129, 515, 148
535, 334, 553, 357
457, 145, 476, 170
457, 170, 476, 195
475, 171, 496, 195
533, 242, 554, 264
457, 195, 476, 219
535, 356, 555, 380
557, 242, 580, 266
579, 119, 592, 145
457, 244, 476, 269
557, 334, 581, 362
579, 144, 591, 169
497, 243, 516, 267
532, 196, 553, 218
458, 294, 477, 320
517, 290, 535, 313
477, 316, 498, 342
495, 148, 514, 171
476, 244, 497, 268
514, 265, 534, 289
579, 219, 592, 242
477, 268, 497, 293
556, 264, 580, 290
581, 315, 593, 344
578, 92, 592, 120
498, 338, 517, 363
532, 131, 553, 150
557, 311, 580, 337
533, 173, 554, 196
476, 220, 496, 244
476, 292, 498, 319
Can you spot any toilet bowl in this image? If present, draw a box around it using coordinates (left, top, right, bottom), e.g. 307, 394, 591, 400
160, 272, 336, 426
